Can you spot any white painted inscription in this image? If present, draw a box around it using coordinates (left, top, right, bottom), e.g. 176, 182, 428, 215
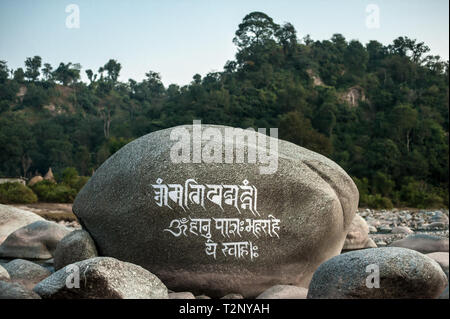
152, 178, 259, 216
152, 178, 280, 261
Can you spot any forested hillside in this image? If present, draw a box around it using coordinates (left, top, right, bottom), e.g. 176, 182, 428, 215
0, 12, 448, 208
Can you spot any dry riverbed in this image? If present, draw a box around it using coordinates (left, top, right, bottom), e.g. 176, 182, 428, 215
11, 203, 80, 229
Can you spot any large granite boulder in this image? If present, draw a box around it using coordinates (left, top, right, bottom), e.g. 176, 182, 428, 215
0, 220, 72, 259
73, 124, 359, 297
33, 257, 168, 299
0, 204, 44, 244
307, 247, 447, 299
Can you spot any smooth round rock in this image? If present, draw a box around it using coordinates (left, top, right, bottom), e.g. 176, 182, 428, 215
54, 229, 98, 270
307, 247, 447, 299
72, 125, 359, 297
0, 281, 41, 299
3, 259, 51, 290
0, 220, 72, 259
33, 257, 168, 299
343, 214, 377, 251
256, 285, 308, 299
0, 204, 44, 244
391, 226, 414, 235
389, 234, 449, 254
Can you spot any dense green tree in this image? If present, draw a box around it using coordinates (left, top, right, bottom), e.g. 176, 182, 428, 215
24, 56, 42, 81
42, 63, 53, 81
13, 68, 25, 83
52, 62, 81, 85
233, 12, 279, 50
99, 59, 121, 83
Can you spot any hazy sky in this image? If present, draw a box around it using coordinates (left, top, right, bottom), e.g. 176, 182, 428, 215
0, 0, 448, 86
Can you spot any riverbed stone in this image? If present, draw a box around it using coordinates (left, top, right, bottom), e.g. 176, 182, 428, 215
430, 211, 449, 224
391, 226, 414, 234
33, 257, 168, 299
0, 264, 9, 281
3, 259, 51, 290
0, 220, 72, 259
0, 204, 44, 244
54, 229, 98, 270
307, 247, 447, 299
389, 234, 449, 254
72, 125, 359, 298
343, 214, 377, 251
0, 281, 41, 299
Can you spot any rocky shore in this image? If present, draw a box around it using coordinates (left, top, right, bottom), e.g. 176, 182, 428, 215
1, 203, 448, 299
360, 208, 449, 246
0, 128, 448, 299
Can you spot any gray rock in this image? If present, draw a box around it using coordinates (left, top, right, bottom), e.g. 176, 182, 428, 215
196, 294, 211, 299
426, 252, 449, 278
379, 225, 392, 233
391, 226, 413, 234
0, 204, 44, 244
33, 257, 168, 299
431, 211, 449, 224
3, 259, 51, 290
375, 240, 387, 247
54, 229, 98, 270
256, 285, 308, 299
0, 220, 72, 259
0, 264, 9, 281
72, 125, 359, 298
307, 247, 447, 299
389, 234, 449, 254
0, 281, 41, 299
368, 226, 377, 233
343, 215, 377, 251
169, 292, 195, 299
425, 222, 447, 230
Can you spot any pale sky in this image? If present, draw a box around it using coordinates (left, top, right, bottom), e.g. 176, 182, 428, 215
0, 0, 448, 86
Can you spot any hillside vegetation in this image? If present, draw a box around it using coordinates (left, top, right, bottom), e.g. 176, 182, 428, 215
0, 12, 448, 208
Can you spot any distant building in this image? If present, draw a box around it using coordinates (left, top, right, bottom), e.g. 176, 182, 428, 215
0, 177, 27, 186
